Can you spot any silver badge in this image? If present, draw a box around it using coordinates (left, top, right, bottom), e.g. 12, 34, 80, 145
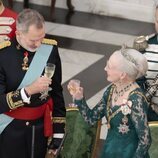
118, 124, 129, 134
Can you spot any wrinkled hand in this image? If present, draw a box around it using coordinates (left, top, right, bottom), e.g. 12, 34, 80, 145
25, 76, 52, 96
67, 80, 84, 100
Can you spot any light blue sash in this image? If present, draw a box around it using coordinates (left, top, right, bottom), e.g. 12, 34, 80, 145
0, 44, 53, 134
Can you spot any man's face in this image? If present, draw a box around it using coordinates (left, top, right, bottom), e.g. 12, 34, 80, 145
155, 9, 158, 33
17, 24, 45, 52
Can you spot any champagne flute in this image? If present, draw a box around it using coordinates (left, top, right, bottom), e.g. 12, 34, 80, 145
40, 63, 56, 100
44, 63, 56, 89
68, 79, 80, 107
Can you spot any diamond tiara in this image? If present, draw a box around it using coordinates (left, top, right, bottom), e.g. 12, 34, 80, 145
121, 44, 137, 65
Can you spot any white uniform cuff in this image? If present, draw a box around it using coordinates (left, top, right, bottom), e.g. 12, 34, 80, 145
53, 133, 64, 139
21, 88, 31, 104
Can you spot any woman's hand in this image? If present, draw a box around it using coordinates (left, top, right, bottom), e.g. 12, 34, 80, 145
67, 80, 84, 100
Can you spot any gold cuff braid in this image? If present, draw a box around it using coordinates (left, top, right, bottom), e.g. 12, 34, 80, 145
6, 90, 24, 110
52, 117, 66, 123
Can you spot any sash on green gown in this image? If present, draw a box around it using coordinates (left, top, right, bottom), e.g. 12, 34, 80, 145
148, 121, 158, 158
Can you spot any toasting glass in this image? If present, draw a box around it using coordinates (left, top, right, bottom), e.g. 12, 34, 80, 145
40, 63, 56, 100
68, 79, 80, 107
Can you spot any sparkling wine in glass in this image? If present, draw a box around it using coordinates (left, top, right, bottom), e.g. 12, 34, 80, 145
68, 79, 80, 107
40, 63, 56, 100
44, 63, 56, 78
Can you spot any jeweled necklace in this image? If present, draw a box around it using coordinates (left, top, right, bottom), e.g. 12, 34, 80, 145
113, 83, 134, 102
106, 85, 122, 129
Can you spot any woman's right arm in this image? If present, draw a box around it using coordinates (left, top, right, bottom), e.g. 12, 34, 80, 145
74, 87, 110, 125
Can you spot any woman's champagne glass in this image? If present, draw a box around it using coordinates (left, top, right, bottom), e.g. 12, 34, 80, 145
40, 63, 56, 100
68, 79, 80, 107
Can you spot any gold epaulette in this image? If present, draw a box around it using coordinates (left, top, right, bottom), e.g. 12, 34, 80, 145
42, 38, 57, 45
0, 41, 11, 49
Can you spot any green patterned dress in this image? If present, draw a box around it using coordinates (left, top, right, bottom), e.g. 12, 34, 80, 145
75, 84, 151, 158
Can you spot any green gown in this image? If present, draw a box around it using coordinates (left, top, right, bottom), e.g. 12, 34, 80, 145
75, 84, 151, 158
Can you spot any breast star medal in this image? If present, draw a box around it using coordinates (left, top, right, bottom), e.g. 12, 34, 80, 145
118, 99, 132, 134
118, 124, 129, 134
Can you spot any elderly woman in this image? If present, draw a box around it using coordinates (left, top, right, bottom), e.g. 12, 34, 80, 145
68, 47, 151, 158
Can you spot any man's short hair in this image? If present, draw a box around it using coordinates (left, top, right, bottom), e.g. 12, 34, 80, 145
16, 9, 45, 33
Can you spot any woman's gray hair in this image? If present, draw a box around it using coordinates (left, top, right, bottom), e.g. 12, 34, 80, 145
113, 48, 148, 80
16, 9, 45, 33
